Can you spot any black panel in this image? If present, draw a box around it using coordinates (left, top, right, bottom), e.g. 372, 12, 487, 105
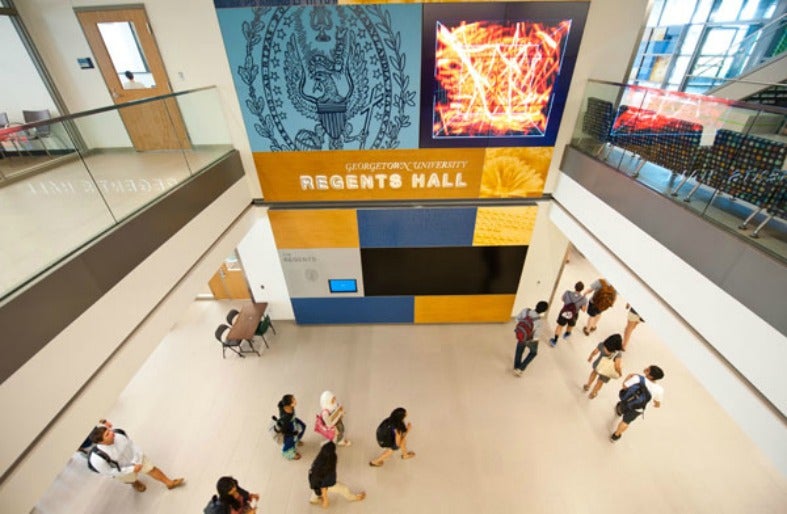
0, 151, 245, 385
361, 246, 527, 296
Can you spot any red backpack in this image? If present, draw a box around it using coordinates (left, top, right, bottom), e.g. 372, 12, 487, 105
514, 315, 535, 342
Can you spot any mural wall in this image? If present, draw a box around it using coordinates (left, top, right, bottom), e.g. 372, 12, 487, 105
214, 0, 589, 323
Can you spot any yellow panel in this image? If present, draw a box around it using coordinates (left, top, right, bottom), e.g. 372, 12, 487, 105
479, 147, 554, 198
269, 209, 359, 249
254, 148, 485, 202
414, 295, 515, 323
473, 206, 538, 246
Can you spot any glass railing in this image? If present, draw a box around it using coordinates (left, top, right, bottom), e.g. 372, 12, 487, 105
0, 87, 234, 301
570, 79, 787, 262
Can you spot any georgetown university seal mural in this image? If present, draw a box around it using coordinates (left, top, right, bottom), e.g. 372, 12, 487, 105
228, 4, 420, 152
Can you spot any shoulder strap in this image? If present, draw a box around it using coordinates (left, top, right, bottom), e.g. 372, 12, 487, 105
88, 447, 121, 472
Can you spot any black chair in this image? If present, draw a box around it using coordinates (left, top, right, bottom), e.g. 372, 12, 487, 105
226, 308, 240, 325
214, 324, 259, 358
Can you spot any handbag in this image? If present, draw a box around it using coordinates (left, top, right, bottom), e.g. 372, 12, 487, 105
314, 410, 336, 441
596, 354, 621, 379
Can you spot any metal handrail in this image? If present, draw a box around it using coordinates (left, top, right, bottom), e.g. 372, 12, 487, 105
0, 86, 217, 134
687, 14, 786, 85
587, 78, 787, 115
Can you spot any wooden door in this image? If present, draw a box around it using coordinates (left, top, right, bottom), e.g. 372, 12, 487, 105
76, 7, 191, 151
208, 263, 251, 300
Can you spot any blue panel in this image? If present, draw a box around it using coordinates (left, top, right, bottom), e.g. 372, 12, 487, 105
292, 297, 414, 324
215, 4, 421, 151
358, 208, 477, 247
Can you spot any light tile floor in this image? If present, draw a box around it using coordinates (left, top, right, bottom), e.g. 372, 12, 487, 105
33, 249, 787, 513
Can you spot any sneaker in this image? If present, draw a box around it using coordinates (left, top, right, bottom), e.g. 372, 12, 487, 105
610, 433, 621, 442
513, 368, 523, 377
548, 337, 557, 348
563, 331, 572, 339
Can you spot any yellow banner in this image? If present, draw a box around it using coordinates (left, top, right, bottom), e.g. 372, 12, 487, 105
255, 148, 486, 202
255, 147, 552, 202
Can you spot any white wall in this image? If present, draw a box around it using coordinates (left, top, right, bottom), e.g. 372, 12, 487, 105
15, 0, 261, 196
0, 16, 59, 123
236, 208, 295, 319
551, 175, 787, 475
0, 182, 254, 512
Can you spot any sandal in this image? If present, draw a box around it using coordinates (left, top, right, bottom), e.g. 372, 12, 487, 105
589, 392, 597, 399
131, 481, 147, 492
583, 384, 590, 392
369, 460, 383, 467
293, 452, 302, 460
167, 478, 185, 490
582, 327, 590, 336
401, 451, 416, 460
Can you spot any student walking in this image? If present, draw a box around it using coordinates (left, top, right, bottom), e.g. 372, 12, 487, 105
369, 407, 415, 467
549, 282, 588, 347
87, 425, 184, 492
582, 278, 617, 336
513, 300, 549, 376
315, 391, 351, 446
622, 304, 644, 349
277, 394, 306, 460
583, 334, 624, 399
203, 476, 259, 514
611, 365, 665, 442
308, 442, 366, 508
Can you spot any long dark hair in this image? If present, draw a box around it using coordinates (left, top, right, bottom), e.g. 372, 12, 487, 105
389, 407, 407, 433
309, 442, 337, 495
216, 476, 241, 510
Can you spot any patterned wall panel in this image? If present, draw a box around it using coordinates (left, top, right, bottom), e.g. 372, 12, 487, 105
473, 206, 538, 246
278, 248, 364, 298
216, 2, 422, 152
292, 296, 414, 324
269, 209, 359, 249
414, 294, 515, 323
357, 207, 476, 247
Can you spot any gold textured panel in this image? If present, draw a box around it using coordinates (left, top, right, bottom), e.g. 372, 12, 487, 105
473, 206, 538, 246
254, 148, 485, 202
269, 210, 359, 249
479, 147, 554, 198
414, 295, 515, 323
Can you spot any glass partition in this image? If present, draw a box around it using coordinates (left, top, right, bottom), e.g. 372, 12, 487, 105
0, 87, 234, 301
570, 79, 787, 262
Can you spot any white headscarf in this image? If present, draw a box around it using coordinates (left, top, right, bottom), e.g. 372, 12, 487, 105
320, 390, 337, 412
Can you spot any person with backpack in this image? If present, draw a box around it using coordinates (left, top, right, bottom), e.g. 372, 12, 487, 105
278, 394, 306, 460
512, 300, 549, 376
86, 425, 184, 492
581, 278, 617, 336
308, 442, 366, 508
549, 282, 588, 347
369, 407, 415, 467
203, 476, 259, 514
610, 365, 665, 442
316, 391, 351, 446
583, 334, 624, 399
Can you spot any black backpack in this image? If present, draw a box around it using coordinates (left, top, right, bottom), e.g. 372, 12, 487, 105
375, 418, 395, 447
618, 376, 652, 412
86, 428, 127, 473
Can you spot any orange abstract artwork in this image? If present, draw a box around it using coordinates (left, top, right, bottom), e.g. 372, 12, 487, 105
433, 19, 571, 138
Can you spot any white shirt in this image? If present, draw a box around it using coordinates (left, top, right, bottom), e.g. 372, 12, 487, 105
89, 432, 143, 477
